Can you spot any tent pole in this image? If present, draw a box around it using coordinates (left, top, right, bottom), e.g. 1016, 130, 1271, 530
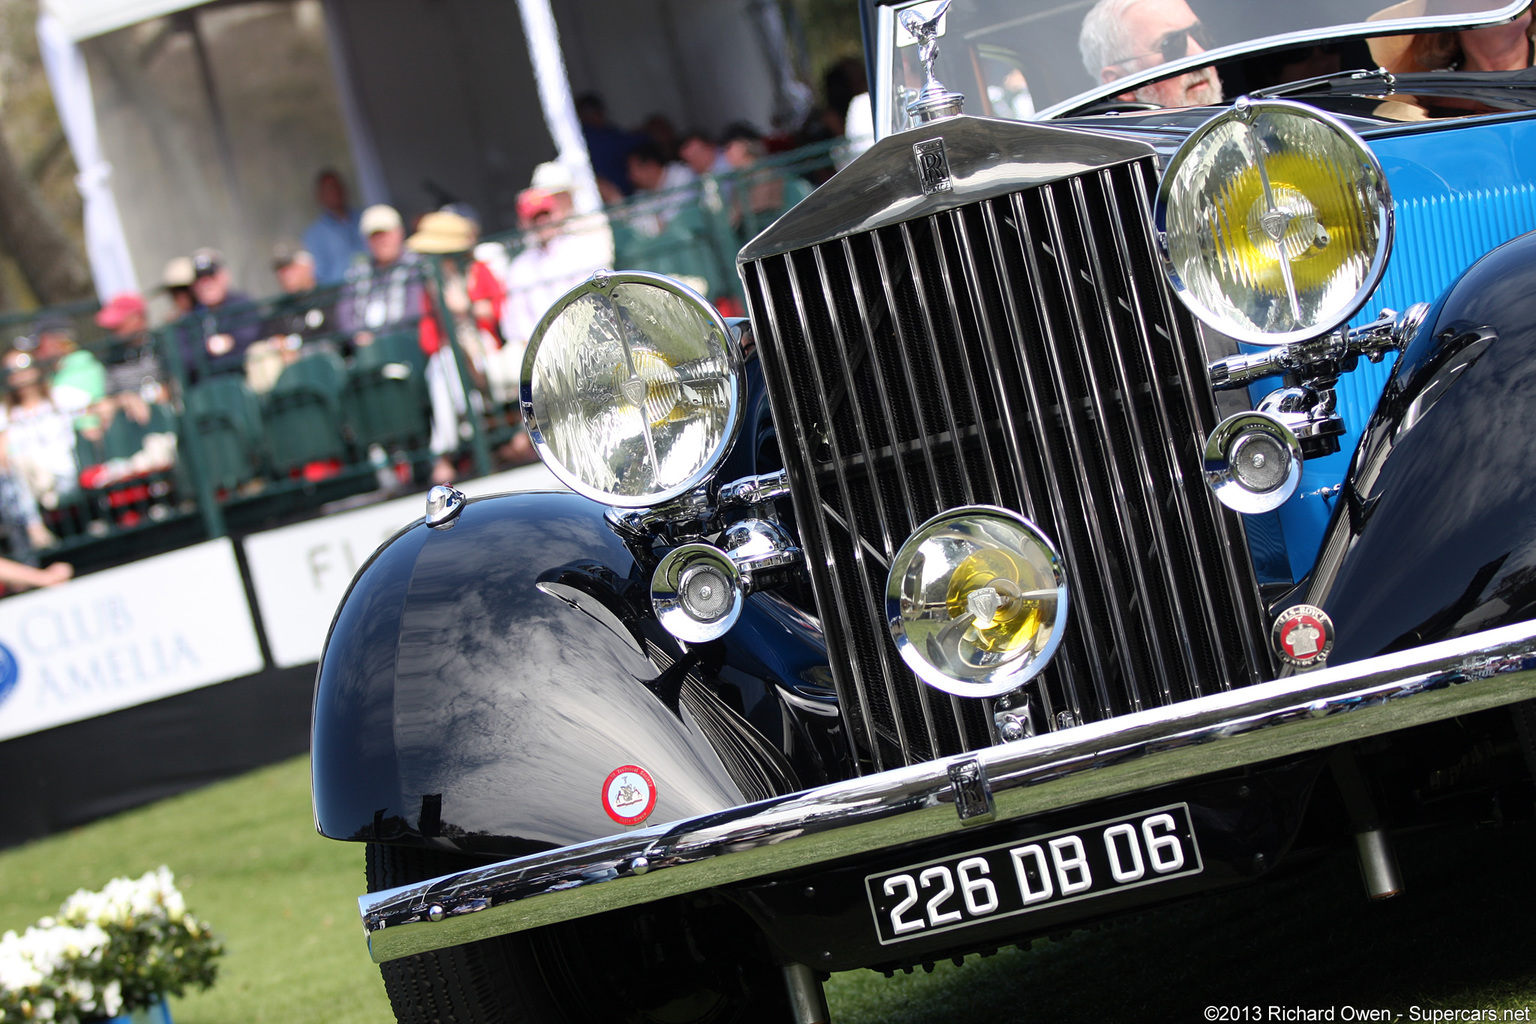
182, 8, 253, 265
513, 0, 601, 216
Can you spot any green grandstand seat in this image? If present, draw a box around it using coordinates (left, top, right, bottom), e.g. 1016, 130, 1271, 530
264, 350, 348, 474
101, 403, 178, 462
344, 330, 430, 452
611, 204, 735, 301
183, 376, 264, 493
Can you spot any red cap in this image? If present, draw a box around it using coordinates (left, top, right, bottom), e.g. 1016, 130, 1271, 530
95, 293, 146, 330
517, 188, 560, 222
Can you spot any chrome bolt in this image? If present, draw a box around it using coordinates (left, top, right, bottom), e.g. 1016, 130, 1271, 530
1000, 715, 1027, 742
631, 856, 651, 876
427, 905, 444, 922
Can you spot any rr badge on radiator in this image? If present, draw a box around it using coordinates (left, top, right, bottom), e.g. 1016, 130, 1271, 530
914, 139, 953, 195
948, 758, 995, 825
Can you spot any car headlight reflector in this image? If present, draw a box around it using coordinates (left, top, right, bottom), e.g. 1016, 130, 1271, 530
522, 272, 742, 507
887, 507, 1068, 698
1204, 412, 1303, 513
1155, 98, 1392, 346
651, 543, 743, 643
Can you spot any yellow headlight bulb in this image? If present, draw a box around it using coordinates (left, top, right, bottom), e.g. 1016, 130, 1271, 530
611, 347, 683, 428
944, 548, 1044, 655
1155, 98, 1391, 346
887, 506, 1069, 698
1212, 150, 1368, 303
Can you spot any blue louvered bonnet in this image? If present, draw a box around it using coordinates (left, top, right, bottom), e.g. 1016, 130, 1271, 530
1254, 116, 1536, 582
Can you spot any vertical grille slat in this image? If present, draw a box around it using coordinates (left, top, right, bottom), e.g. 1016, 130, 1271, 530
972, 198, 1096, 727
1062, 172, 1179, 709
1023, 184, 1142, 718
935, 209, 1007, 506
899, 220, 979, 509
786, 251, 919, 769
747, 258, 894, 766
1097, 164, 1234, 698
1121, 165, 1272, 690
745, 152, 1269, 772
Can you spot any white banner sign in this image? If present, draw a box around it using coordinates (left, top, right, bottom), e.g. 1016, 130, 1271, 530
245, 464, 563, 668
0, 539, 265, 742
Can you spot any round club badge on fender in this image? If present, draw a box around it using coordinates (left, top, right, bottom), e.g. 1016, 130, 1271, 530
1273, 604, 1335, 668
602, 765, 658, 826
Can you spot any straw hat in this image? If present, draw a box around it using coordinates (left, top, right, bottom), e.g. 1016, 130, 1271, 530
406, 210, 477, 254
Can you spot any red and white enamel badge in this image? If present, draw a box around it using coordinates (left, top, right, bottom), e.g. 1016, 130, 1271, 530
602, 765, 657, 826
1272, 604, 1335, 668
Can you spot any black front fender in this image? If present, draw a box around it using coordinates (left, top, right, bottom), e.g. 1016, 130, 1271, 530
1308, 229, 1536, 662
312, 489, 815, 858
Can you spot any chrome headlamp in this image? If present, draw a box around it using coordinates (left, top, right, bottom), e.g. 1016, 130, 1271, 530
1155, 98, 1392, 346
1204, 412, 1303, 513
887, 507, 1068, 699
652, 543, 744, 643
522, 272, 743, 507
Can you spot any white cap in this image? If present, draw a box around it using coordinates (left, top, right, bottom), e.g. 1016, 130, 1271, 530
530, 161, 575, 192
360, 204, 403, 236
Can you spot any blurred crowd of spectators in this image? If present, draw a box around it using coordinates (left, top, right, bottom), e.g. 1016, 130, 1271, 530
0, 91, 852, 588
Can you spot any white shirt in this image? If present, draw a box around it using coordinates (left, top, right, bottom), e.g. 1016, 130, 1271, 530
501, 215, 617, 354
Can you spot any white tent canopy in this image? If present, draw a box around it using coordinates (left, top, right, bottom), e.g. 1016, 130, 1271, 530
41, 0, 202, 42
37, 0, 806, 302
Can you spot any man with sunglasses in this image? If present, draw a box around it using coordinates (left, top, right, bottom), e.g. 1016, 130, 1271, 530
1080, 0, 1222, 107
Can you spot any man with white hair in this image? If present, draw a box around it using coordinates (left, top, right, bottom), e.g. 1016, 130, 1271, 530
1079, 0, 1222, 107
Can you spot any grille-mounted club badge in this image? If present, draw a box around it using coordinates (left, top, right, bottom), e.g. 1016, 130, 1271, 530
602, 765, 657, 826
1273, 604, 1335, 668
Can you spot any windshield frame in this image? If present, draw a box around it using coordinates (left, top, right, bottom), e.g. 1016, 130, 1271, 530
868, 0, 1533, 136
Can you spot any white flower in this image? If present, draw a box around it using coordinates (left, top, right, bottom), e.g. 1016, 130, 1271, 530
59, 865, 186, 927
100, 979, 123, 1017
0, 928, 49, 989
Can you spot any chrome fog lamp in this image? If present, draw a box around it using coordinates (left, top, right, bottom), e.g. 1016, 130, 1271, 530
522, 272, 743, 507
652, 543, 744, 643
886, 507, 1068, 699
1155, 98, 1392, 346
1204, 412, 1303, 513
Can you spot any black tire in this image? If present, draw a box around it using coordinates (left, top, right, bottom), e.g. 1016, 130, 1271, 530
366, 843, 793, 1024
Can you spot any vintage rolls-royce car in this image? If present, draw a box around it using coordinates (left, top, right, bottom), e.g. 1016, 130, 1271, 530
312, 0, 1536, 1020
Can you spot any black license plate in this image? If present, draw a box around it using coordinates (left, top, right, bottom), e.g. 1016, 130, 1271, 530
866, 803, 1203, 945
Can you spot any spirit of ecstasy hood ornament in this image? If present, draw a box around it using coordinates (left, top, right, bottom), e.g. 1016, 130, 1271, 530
900, 0, 965, 123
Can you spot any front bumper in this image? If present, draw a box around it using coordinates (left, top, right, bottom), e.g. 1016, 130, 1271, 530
361, 619, 1536, 964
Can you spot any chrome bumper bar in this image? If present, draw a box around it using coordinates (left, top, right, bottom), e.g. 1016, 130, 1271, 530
361, 619, 1536, 963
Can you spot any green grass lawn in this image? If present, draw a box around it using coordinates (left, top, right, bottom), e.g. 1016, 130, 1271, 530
2, 755, 1534, 1023
0, 756, 391, 1024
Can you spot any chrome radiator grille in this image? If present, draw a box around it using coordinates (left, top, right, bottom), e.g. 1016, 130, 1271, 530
742, 155, 1271, 773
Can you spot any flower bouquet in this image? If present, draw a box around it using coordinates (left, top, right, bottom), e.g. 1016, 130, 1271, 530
0, 867, 222, 1023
